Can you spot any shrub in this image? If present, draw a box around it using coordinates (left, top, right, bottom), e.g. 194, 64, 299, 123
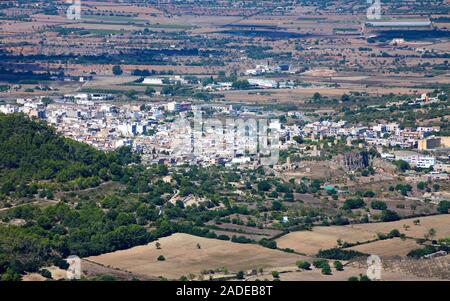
157, 255, 165, 261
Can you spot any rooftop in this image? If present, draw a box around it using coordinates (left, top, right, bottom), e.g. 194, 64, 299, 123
366, 21, 432, 27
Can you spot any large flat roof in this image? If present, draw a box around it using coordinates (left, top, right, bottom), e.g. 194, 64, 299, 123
366, 21, 432, 27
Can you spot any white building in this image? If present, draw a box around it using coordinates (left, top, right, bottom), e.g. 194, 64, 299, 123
0, 104, 19, 114
248, 78, 277, 89
143, 77, 164, 85
397, 155, 436, 168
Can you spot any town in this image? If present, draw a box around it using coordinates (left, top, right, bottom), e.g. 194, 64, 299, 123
1, 91, 448, 175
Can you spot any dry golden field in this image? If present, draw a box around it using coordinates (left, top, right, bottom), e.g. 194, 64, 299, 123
277, 215, 450, 256
345, 238, 420, 257
246, 265, 436, 281
86, 233, 309, 279
348, 215, 450, 240
276, 226, 377, 255
219, 86, 431, 103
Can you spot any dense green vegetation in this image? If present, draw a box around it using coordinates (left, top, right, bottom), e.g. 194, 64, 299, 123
342, 94, 449, 129
317, 248, 368, 260
0, 113, 139, 198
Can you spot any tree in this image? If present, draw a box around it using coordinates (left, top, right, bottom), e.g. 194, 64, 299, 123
381, 210, 400, 222
271, 200, 282, 211
317, 248, 367, 260
259, 238, 277, 249
388, 229, 401, 238
257, 180, 271, 192
313, 92, 322, 101
321, 264, 332, 275
236, 271, 245, 279
393, 160, 410, 172
271, 271, 280, 278
363, 191, 375, 198
313, 259, 328, 269
361, 169, 370, 177
40, 269, 52, 279
232, 80, 251, 90
157, 255, 165, 261
1, 268, 22, 281
427, 228, 436, 240
145, 86, 156, 96
371, 200, 387, 210
395, 183, 412, 196
112, 65, 123, 76
156, 242, 161, 249
124, 89, 137, 99
437, 200, 450, 214
292, 136, 304, 144
417, 182, 427, 190
342, 198, 365, 210
296, 261, 311, 270
334, 261, 344, 271
41, 97, 53, 106
341, 94, 350, 102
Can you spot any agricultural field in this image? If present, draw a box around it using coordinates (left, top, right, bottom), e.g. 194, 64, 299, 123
276, 215, 450, 256
86, 233, 309, 279
276, 226, 377, 255
349, 214, 450, 240
345, 238, 420, 258
246, 264, 436, 281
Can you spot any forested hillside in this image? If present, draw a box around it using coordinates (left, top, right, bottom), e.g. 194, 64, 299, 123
0, 114, 150, 280
0, 113, 140, 197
